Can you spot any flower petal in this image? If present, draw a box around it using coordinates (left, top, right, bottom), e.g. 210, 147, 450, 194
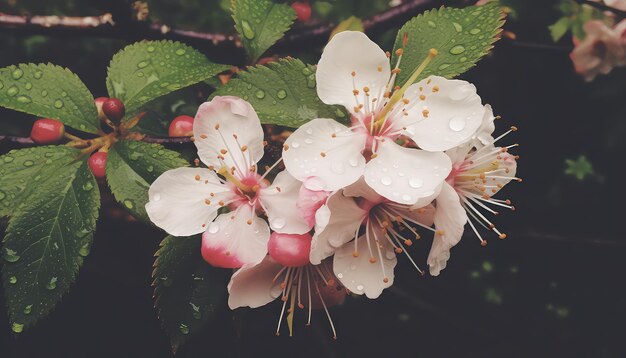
316, 31, 391, 113
283, 118, 367, 191
227, 256, 284, 309
146, 167, 232, 237
402, 76, 485, 151
427, 182, 466, 276
473, 104, 496, 145
296, 186, 330, 228
201, 210, 270, 268
342, 176, 384, 203
260, 171, 310, 234
364, 140, 451, 205
333, 232, 396, 299
310, 192, 367, 264
193, 96, 264, 172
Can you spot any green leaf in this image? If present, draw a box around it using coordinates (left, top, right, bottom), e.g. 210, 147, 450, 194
548, 16, 572, 42
106, 140, 188, 222
106, 40, 230, 116
1, 147, 100, 332
0, 63, 99, 133
211, 58, 347, 127
153, 235, 226, 353
330, 16, 364, 39
231, 0, 297, 62
392, 3, 505, 85
565, 155, 594, 181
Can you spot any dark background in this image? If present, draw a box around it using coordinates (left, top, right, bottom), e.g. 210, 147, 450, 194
1, 0, 626, 357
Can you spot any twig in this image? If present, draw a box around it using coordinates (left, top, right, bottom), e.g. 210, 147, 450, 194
0, 135, 34, 144
576, 0, 626, 18
0, 0, 445, 57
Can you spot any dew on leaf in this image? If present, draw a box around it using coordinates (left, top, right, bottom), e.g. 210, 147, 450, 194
123, 199, 135, 209
179, 324, 189, 335
7, 86, 19, 97
427, 21, 437, 28
147, 45, 155, 52
46, 277, 58, 290
9, 276, 17, 284
12, 68, 24, 80
452, 22, 462, 32
137, 61, 149, 69
23, 305, 33, 315
470, 28, 481, 35
175, 48, 186, 56
23, 160, 34, 167
277, 89, 287, 99
4, 248, 20, 263
54, 99, 64, 108
41, 90, 48, 97
255, 90, 265, 99
449, 45, 466, 55
11, 323, 24, 334
3, 156, 14, 163
24, 82, 33, 90
241, 20, 255, 39
16, 95, 32, 103
33, 70, 43, 79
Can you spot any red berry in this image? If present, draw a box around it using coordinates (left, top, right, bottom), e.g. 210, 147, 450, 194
268, 232, 312, 267
102, 98, 125, 124
168, 115, 195, 137
291, 1, 312, 22
94, 97, 108, 121
30, 118, 65, 144
88, 152, 107, 179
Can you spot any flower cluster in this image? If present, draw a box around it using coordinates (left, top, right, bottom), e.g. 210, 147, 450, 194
146, 31, 519, 337
570, 0, 626, 81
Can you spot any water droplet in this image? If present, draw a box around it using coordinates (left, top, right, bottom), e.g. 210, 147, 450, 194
46, 277, 57, 290
255, 90, 265, 99
470, 28, 481, 35
336, 273, 344, 279
33, 70, 43, 79
24, 82, 33, 90
241, 20, 255, 39
409, 177, 423, 188
449, 45, 466, 55
147, 165, 154, 173
427, 21, 436, 28
78, 243, 90, 257
448, 116, 466, 132
3, 156, 14, 163
9, 276, 17, 284
349, 158, 359, 167
23, 160, 34, 167
16, 95, 31, 103
179, 323, 189, 335
137, 61, 149, 69
331, 161, 345, 174
4, 248, 20, 262
356, 284, 364, 291
61, 91, 68, 97
381, 177, 392, 186
41, 90, 48, 97
452, 22, 462, 32
175, 48, 186, 56
11, 323, 24, 334
271, 217, 286, 229
123, 199, 134, 209
208, 222, 220, 234
81, 182, 93, 192
449, 85, 472, 101
402, 194, 412, 202
23, 305, 32, 315
7, 86, 19, 97
147, 45, 156, 52
276, 89, 287, 99
152, 193, 161, 202
301, 67, 312, 76
54, 99, 64, 109
291, 141, 300, 148
12, 68, 24, 80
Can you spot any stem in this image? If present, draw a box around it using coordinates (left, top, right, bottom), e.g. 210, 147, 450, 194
575, 0, 626, 18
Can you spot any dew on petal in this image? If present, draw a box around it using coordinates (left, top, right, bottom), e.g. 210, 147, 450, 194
408, 177, 423, 188
208, 222, 220, 234
448, 116, 466, 132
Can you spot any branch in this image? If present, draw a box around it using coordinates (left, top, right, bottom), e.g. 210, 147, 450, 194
576, 0, 626, 18
0, 0, 445, 60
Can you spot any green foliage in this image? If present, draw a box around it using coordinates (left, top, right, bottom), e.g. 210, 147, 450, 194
231, 0, 297, 62
565, 155, 594, 181
0, 146, 99, 332
106, 140, 189, 222
330, 16, 364, 39
392, 3, 505, 85
106, 40, 230, 117
153, 235, 226, 353
550, 0, 603, 42
0, 64, 99, 133
211, 58, 347, 127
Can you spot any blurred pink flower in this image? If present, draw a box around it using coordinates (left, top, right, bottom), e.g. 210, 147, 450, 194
570, 20, 626, 81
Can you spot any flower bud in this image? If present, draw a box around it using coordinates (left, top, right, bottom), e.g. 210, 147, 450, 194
88, 152, 107, 179
30, 118, 65, 144
102, 98, 125, 124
